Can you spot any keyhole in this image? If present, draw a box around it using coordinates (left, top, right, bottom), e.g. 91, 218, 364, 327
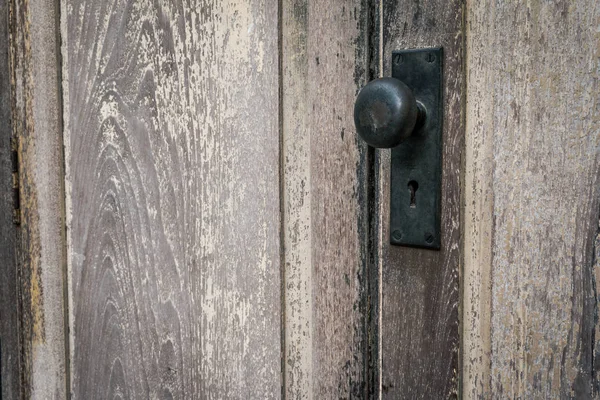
408, 180, 419, 208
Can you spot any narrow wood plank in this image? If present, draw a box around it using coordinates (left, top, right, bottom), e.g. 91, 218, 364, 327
379, 0, 464, 398
0, 1, 21, 397
61, 1, 281, 397
463, 1, 600, 398
281, 0, 372, 397
5, 0, 68, 397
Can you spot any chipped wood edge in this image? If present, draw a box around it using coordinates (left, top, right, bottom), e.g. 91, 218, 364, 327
59, 0, 74, 392
8, 0, 68, 397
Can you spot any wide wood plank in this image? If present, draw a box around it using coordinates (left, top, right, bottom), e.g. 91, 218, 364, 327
463, 0, 600, 397
61, 0, 281, 397
378, 0, 465, 398
281, 0, 372, 397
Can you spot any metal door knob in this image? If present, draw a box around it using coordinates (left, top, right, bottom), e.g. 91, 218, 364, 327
353, 77, 425, 148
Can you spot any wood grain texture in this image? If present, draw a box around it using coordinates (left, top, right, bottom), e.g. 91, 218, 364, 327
463, 0, 600, 398
379, 0, 464, 398
0, 0, 20, 397
281, 0, 371, 398
6, 0, 68, 397
61, 0, 281, 398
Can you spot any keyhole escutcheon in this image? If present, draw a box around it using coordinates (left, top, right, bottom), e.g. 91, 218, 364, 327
408, 180, 419, 208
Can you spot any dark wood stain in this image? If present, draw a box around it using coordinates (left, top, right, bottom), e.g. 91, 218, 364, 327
0, 0, 21, 396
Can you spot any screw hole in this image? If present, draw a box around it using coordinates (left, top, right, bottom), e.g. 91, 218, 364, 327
425, 233, 434, 244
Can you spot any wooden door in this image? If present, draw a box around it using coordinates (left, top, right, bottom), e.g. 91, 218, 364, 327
1, 0, 598, 399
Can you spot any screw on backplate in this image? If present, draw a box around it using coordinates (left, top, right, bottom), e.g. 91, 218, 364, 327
392, 230, 403, 241
393, 54, 403, 65
426, 53, 435, 63
425, 232, 434, 244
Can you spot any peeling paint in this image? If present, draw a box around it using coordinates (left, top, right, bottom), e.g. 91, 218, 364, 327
463, 0, 600, 398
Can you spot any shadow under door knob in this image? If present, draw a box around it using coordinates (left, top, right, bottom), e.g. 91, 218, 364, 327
353, 77, 425, 148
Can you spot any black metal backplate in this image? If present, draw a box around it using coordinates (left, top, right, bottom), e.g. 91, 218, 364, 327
390, 48, 443, 249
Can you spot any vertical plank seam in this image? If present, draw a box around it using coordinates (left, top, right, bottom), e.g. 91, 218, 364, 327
377, 3, 383, 397
458, 0, 467, 398
365, 0, 383, 397
58, 0, 77, 391
277, 0, 286, 397
53, 0, 71, 396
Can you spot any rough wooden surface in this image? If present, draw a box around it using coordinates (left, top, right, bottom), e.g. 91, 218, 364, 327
379, 0, 464, 398
6, 0, 68, 398
281, 1, 371, 397
61, 0, 281, 398
463, 0, 600, 398
0, 0, 20, 397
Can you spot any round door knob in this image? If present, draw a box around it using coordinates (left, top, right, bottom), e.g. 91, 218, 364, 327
353, 77, 424, 148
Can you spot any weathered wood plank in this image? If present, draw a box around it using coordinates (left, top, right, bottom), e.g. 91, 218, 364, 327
378, 0, 464, 398
0, 0, 20, 397
463, 0, 600, 398
5, 0, 68, 397
61, 0, 281, 397
281, 0, 372, 397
